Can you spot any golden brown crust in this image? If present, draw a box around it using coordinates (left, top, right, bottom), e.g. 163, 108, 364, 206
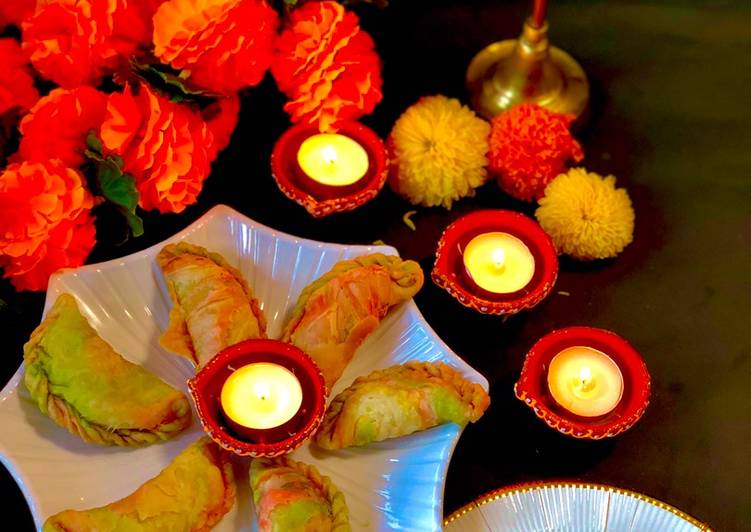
158, 242, 267, 335
157, 242, 267, 366
315, 361, 489, 449
41, 391, 190, 447
258, 456, 351, 532
281, 253, 423, 342
42, 438, 236, 531
203, 441, 237, 530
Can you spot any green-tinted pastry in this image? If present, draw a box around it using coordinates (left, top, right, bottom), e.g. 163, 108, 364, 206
43, 437, 236, 531
250, 456, 350, 532
315, 361, 489, 450
281, 253, 424, 389
158, 242, 267, 368
23, 293, 191, 447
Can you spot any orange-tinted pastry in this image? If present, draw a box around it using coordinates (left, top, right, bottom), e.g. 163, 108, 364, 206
158, 242, 266, 367
281, 253, 423, 389
250, 456, 350, 532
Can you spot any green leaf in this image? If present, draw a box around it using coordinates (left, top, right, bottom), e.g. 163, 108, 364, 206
86, 131, 103, 154
110, 154, 125, 169
130, 58, 217, 104
98, 160, 138, 211
84, 149, 104, 163
96, 162, 143, 238
83, 132, 144, 238
120, 208, 144, 237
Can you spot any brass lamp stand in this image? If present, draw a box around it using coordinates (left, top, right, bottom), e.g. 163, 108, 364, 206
466, 0, 589, 120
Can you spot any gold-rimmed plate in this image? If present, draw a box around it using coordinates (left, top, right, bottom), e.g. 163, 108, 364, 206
444, 482, 711, 531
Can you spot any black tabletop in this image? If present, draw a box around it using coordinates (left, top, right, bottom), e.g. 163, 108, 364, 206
2, 0, 750, 530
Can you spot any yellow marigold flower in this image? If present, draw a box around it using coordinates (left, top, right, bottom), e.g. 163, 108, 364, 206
388, 95, 490, 208
536, 168, 635, 260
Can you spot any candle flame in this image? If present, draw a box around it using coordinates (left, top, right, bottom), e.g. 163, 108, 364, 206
491, 247, 506, 270
579, 366, 593, 390
254, 381, 271, 402
321, 145, 338, 165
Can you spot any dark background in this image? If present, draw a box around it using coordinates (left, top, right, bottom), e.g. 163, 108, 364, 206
2, 0, 750, 529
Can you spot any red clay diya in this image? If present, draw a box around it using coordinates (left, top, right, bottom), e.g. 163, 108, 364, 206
515, 326, 651, 439
432, 210, 558, 315
271, 121, 388, 218
189, 339, 326, 457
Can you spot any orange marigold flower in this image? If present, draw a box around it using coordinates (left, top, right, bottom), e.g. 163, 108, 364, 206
99, 84, 213, 213
19, 87, 108, 168
23, 0, 152, 87
153, 0, 278, 94
0, 160, 96, 291
0, 38, 39, 116
203, 95, 240, 162
0, 0, 35, 28
272, 0, 383, 132
488, 103, 584, 202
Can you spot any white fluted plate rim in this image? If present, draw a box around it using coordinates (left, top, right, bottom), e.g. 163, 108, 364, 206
0, 204, 489, 531
443, 481, 712, 532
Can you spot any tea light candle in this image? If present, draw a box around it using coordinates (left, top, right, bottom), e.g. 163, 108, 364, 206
220, 363, 303, 430
463, 232, 536, 293
547, 346, 624, 417
297, 133, 369, 187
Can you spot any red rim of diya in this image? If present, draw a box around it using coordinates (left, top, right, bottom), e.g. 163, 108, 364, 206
514, 326, 651, 439
188, 339, 327, 457
431, 210, 559, 315
271, 121, 389, 218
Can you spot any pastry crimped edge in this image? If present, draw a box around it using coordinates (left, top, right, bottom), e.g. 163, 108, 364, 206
22, 295, 192, 447
199, 438, 238, 531
281, 252, 424, 342
42, 438, 237, 531
157, 242, 268, 364
314, 361, 490, 450
252, 456, 351, 532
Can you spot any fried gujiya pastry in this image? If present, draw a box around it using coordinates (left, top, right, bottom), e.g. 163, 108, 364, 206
250, 456, 350, 532
43, 437, 236, 531
158, 242, 267, 368
281, 253, 424, 389
23, 293, 191, 447
315, 361, 490, 450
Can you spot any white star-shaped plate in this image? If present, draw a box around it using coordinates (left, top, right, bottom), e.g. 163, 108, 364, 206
0, 205, 488, 531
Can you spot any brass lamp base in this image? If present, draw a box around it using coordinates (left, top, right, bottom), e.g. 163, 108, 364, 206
467, 18, 589, 120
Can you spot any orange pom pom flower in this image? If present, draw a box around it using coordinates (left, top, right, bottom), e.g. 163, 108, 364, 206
0, 0, 35, 29
202, 95, 241, 162
488, 103, 583, 202
23, 0, 152, 87
99, 84, 213, 213
153, 0, 279, 94
272, 0, 383, 132
0, 160, 96, 291
19, 87, 109, 168
0, 38, 39, 117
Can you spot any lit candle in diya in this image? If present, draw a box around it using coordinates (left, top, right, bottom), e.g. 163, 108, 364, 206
547, 346, 624, 418
272, 122, 389, 217
220, 363, 303, 439
463, 232, 536, 294
297, 133, 369, 187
